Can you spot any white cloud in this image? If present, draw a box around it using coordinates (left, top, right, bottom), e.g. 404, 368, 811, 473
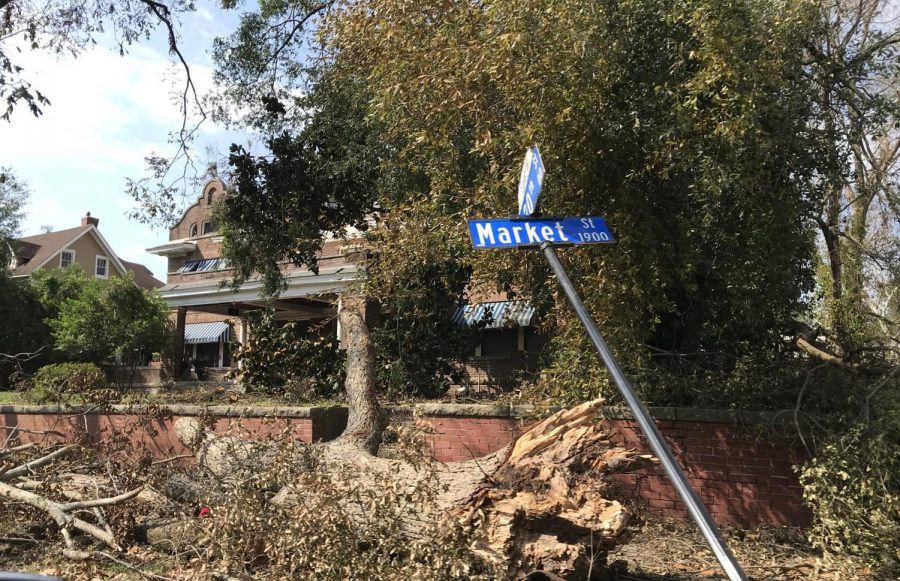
0, 44, 217, 172
0, 43, 229, 283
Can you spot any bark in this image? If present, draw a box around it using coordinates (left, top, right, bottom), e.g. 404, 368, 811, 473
336, 293, 383, 454
173, 400, 655, 579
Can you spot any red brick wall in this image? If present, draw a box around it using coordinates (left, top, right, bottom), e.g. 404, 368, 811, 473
416, 413, 810, 528
602, 419, 809, 528
1, 409, 322, 461
2, 405, 810, 528
418, 415, 527, 460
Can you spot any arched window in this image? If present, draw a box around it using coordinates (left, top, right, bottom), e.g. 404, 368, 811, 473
189, 223, 198, 238
207, 188, 215, 205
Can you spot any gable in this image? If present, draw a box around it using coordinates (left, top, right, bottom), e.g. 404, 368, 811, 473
51, 232, 125, 277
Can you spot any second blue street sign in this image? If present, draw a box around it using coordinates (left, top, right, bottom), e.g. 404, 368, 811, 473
468, 216, 615, 249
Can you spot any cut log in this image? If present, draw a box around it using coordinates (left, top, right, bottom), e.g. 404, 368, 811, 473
173, 399, 655, 579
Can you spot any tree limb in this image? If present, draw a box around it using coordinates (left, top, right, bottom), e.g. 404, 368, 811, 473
1, 445, 76, 481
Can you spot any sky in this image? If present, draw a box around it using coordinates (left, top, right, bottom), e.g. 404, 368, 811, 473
0, 2, 248, 281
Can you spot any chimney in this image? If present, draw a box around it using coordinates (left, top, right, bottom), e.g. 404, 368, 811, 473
81, 212, 99, 228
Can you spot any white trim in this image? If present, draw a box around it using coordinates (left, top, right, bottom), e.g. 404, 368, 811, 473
59, 248, 76, 268
86, 227, 129, 278
158, 266, 360, 308
27, 228, 92, 272
95, 255, 110, 279
146, 240, 196, 257
28, 226, 129, 280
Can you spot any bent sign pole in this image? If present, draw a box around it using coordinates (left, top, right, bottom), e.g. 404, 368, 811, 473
539, 242, 748, 581
468, 146, 748, 581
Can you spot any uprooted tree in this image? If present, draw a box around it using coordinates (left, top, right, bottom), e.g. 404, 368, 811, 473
1, 351, 656, 579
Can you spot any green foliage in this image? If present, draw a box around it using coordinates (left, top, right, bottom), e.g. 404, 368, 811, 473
50, 273, 171, 376
233, 309, 345, 400
367, 212, 485, 397
799, 393, 900, 577
28, 362, 108, 404
214, 63, 383, 297
29, 264, 91, 320
0, 275, 52, 385
0, 167, 28, 262
326, 0, 820, 399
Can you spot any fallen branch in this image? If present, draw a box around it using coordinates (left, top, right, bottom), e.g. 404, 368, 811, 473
174, 399, 657, 578
0, 442, 35, 456
0, 445, 76, 481
794, 336, 860, 375
0, 479, 142, 551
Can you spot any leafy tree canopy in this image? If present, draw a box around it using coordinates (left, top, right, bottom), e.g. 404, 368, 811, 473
50, 271, 170, 365
0, 166, 28, 268
205, 0, 829, 401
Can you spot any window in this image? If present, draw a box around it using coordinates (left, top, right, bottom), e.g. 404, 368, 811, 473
202, 220, 217, 235
176, 258, 227, 273
207, 188, 215, 205
189, 223, 198, 238
95, 255, 109, 278
60, 249, 75, 268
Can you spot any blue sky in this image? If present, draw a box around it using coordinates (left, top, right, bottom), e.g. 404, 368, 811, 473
0, 2, 249, 280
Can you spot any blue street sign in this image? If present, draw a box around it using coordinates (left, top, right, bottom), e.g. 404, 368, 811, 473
517, 146, 545, 216
468, 216, 615, 249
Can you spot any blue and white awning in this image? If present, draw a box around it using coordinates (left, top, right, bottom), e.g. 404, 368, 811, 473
184, 322, 230, 344
452, 301, 536, 329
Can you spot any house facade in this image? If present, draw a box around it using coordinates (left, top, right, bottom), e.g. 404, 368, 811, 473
148, 179, 539, 390
10, 213, 163, 290
147, 179, 359, 377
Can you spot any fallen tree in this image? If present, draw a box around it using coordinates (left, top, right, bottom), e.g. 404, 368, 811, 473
0, 298, 656, 579
160, 297, 656, 579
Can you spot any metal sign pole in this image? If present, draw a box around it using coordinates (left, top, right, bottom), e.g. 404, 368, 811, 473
539, 241, 749, 581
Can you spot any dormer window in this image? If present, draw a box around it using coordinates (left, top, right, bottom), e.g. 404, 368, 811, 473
60, 249, 75, 268
189, 223, 198, 238
207, 188, 215, 205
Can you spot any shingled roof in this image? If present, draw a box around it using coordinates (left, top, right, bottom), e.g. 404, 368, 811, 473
12, 225, 92, 277
11, 223, 163, 290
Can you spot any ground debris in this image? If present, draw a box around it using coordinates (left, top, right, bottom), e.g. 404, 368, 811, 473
608, 518, 864, 580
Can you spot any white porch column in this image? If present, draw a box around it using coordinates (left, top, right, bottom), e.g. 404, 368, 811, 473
238, 317, 248, 369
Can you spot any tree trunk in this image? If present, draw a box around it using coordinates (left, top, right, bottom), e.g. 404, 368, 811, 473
336, 293, 383, 454
172, 400, 655, 578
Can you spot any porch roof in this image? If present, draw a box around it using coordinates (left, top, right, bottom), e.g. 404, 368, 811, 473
158, 266, 360, 308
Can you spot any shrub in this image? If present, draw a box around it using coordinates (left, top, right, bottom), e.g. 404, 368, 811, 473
232, 309, 345, 399
799, 394, 900, 577
29, 362, 108, 403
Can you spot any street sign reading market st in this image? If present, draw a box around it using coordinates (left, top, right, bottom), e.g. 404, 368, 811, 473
468, 216, 615, 249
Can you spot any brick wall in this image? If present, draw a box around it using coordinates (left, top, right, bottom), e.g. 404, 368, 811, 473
0, 405, 339, 460
415, 404, 810, 528
1, 403, 810, 528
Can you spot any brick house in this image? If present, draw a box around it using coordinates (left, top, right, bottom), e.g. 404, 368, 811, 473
148, 179, 539, 388
9, 213, 163, 290
147, 179, 358, 377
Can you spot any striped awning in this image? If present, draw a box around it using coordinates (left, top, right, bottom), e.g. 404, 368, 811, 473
184, 322, 230, 344
452, 301, 536, 329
